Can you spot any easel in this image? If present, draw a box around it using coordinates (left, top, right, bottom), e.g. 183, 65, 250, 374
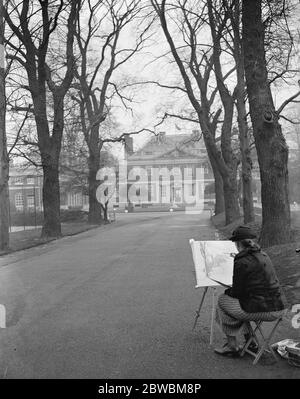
189, 239, 235, 345
192, 286, 218, 345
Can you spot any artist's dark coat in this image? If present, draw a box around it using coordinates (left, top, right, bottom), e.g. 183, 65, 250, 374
225, 244, 285, 313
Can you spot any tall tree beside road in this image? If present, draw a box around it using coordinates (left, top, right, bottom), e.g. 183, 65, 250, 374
73, 0, 151, 224
151, 0, 241, 224
0, 0, 9, 251
226, 0, 254, 224
207, 0, 241, 223
242, 0, 292, 246
5, 0, 80, 238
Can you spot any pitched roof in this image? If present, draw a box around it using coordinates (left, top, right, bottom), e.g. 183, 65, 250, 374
129, 132, 205, 160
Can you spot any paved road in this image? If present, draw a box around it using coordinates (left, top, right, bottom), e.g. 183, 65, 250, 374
0, 211, 299, 379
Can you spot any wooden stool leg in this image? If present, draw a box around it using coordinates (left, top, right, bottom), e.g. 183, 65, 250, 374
241, 318, 283, 365
241, 322, 259, 357
253, 319, 281, 364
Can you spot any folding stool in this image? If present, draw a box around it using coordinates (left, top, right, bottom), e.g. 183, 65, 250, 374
240, 315, 284, 365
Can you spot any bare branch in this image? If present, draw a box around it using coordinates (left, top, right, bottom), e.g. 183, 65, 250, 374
280, 115, 300, 125
9, 105, 34, 113
277, 90, 300, 115
8, 108, 32, 156
160, 111, 199, 124
126, 80, 187, 93
14, 147, 42, 168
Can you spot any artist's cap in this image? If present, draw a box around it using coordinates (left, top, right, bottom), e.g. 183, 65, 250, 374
229, 225, 257, 242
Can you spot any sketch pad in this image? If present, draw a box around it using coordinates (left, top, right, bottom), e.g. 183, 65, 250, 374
189, 239, 236, 288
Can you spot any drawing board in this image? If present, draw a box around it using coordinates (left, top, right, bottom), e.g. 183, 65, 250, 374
189, 239, 236, 288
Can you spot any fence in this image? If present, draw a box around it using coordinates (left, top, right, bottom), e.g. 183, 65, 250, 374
8, 185, 43, 232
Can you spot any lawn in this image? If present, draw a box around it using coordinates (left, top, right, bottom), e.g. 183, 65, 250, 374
0, 222, 102, 256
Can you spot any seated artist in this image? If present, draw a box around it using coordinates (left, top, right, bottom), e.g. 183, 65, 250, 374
214, 225, 286, 357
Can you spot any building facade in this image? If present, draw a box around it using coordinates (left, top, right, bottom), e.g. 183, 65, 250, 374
9, 165, 88, 214
9, 166, 43, 213
119, 131, 215, 210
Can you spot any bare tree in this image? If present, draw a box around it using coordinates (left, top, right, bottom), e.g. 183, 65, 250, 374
98, 149, 118, 222
151, 0, 242, 224
207, 0, 242, 222
4, 0, 80, 238
73, 0, 152, 223
209, 0, 255, 223
242, 0, 298, 246
0, 0, 9, 251
229, 1, 254, 224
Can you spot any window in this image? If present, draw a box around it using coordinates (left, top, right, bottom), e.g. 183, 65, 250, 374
27, 195, 35, 208
27, 177, 35, 185
186, 167, 193, 177
15, 193, 24, 208
14, 176, 23, 185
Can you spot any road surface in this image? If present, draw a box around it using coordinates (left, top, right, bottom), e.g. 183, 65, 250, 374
0, 211, 299, 378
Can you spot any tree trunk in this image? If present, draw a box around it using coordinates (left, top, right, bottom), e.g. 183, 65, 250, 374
88, 176, 102, 224
207, 148, 224, 215
0, 80, 9, 250
35, 94, 63, 239
232, 0, 255, 224
200, 104, 225, 215
223, 169, 240, 225
5, 1, 78, 240
205, 133, 239, 223
242, 0, 291, 246
101, 202, 109, 222
220, 129, 240, 225
41, 160, 61, 238
0, 169, 9, 251
214, 169, 225, 215
0, 1, 9, 251
154, 0, 239, 224
207, 0, 240, 225
241, 146, 255, 224
88, 148, 102, 224
201, 120, 239, 222
236, 96, 255, 224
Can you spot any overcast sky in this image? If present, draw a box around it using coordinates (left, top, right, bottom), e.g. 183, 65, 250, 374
6, 0, 300, 161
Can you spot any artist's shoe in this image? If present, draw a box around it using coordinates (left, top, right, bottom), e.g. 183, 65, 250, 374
214, 343, 240, 358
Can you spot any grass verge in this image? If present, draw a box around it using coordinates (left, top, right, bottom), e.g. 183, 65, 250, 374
0, 222, 104, 257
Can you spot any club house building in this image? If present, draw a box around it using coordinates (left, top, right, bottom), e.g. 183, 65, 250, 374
116, 131, 215, 211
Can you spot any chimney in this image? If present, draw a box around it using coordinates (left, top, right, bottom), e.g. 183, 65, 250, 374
124, 135, 133, 157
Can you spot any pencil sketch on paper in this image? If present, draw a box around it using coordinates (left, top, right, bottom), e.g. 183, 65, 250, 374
190, 239, 236, 288
199, 241, 236, 287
